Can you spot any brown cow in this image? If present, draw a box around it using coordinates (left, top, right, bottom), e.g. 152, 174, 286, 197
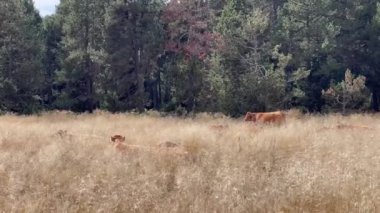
208, 124, 229, 131
244, 111, 286, 124
110, 135, 128, 153
318, 124, 373, 132
109, 135, 189, 156
158, 141, 180, 148
336, 124, 372, 130
157, 141, 189, 157
109, 139, 147, 154
112, 141, 129, 153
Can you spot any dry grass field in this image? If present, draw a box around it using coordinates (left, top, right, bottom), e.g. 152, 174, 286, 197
0, 111, 379, 212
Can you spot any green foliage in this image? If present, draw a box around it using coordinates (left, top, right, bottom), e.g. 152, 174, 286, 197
56, 0, 108, 112
322, 69, 370, 113
197, 54, 227, 113
103, 0, 164, 112
0, 0, 44, 114
215, 0, 244, 39
42, 15, 63, 108
276, 0, 340, 111
212, 2, 296, 115
240, 45, 289, 111
1, 0, 379, 114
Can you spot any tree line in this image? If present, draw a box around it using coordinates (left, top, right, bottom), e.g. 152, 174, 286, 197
1, 0, 379, 115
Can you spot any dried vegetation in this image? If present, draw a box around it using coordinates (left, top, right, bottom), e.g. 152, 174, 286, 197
0, 111, 379, 212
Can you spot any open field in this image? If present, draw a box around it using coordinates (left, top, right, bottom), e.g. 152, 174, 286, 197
0, 111, 379, 212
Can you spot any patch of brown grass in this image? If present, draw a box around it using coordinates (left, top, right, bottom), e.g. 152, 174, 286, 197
0, 112, 379, 212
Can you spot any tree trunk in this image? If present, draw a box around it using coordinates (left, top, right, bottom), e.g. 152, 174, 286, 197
186, 61, 195, 112
271, 0, 280, 25
342, 102, 346, 115
157, 68, 162, 109
135, 49, 145, 112
372, 86, 379, 112
132, 11, 145, 113
84, 8, 94, 113
85, 54, 93, 112
342, 92, 348, 115
152, 81, 158, 110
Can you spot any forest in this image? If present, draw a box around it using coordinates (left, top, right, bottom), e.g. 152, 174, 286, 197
1, 0, 380, 115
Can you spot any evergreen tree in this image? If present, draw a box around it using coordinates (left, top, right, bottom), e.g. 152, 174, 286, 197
0, 0, 44, 114
277, 0, 339, 111
42, 15, 63, 108
56, 0, 108, 112
322, 69, 370, 113
331, 0, 380, 111
212, 0, 297, 115
1, 0, 379, 114
104, 0, 164, 112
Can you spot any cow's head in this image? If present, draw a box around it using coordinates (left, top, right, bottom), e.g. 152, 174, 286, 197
244, 112, 256, 122
111, 135, 125, 144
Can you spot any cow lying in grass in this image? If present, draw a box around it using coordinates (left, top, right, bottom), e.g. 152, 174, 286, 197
208, 124, 229, 132
318, 124, 374, 132
244, 111, 286, 125
111, 135, 125, 143
109, 135, 188, 157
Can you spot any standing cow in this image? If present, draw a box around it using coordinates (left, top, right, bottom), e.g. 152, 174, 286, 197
244, 111, 286, 124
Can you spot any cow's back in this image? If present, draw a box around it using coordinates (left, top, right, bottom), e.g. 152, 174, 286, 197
256, 111, 285, 123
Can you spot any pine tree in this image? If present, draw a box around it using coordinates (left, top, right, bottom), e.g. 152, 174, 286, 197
331, 0, 380, 111
322, 69, 370, 113
277, 0, 339, 111
57, 0, 108, 112
0, 0, 44, 114
212, 0, 295, 114
42, 15, 63, 108
104, 0, 164, 112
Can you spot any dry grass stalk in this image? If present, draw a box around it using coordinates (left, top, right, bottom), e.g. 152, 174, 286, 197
0, 112, 379, 212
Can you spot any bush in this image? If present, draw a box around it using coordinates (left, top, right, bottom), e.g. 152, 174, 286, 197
322, 69, 370, 113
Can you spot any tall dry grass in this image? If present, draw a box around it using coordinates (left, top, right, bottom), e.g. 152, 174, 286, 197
0, 111, 379, 212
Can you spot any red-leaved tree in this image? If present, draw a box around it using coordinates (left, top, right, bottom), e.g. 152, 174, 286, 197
162, 0, 220, 61
161, 0, 223, 112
